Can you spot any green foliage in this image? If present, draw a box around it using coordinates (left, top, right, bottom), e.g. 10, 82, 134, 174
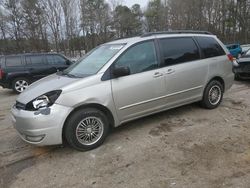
113, 4, 143, 38
145, 0, 165, 32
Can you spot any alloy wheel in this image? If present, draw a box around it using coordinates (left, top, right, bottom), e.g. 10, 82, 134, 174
15, 80, 29, 93
208, 85, 222, 105
75, 117, 104, 146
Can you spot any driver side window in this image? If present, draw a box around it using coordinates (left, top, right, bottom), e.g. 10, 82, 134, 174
115, 41, 158, 74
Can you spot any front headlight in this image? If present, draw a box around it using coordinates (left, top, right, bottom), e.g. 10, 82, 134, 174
26, 90, 62, 111
32, 95, 50, 109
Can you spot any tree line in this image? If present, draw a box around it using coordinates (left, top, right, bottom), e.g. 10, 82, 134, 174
0, 0, 250, 56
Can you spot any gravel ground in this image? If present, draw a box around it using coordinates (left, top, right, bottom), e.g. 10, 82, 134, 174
0, 82, 250, 188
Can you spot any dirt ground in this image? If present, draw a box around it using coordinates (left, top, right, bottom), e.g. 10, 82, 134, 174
0, 81, 250, 188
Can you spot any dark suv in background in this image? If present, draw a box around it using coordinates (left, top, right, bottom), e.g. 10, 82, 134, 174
0, 53, 72, 93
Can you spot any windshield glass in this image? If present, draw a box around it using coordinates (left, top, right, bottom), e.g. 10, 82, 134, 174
62, 44, 125, 77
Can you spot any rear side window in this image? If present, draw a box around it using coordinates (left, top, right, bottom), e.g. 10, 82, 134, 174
195, 36, 225, 58
25, 55, 45, 65
159, 37, 200, 66
5, 56, 22, 67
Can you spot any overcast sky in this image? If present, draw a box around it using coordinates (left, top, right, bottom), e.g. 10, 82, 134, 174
123, 0, 149, 8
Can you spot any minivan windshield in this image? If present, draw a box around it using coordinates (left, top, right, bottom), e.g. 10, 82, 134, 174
62, 44, 125, 77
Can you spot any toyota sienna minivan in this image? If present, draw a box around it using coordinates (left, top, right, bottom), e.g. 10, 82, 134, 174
11, 31, 234, 151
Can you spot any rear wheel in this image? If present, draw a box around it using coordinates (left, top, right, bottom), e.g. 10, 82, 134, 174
201, 80, 224, 109
64, 108, 110, 151
12, 77, 30, 93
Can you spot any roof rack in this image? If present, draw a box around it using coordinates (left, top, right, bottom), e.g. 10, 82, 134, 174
141, 30, 213, 37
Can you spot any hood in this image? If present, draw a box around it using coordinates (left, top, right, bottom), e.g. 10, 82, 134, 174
17, 73, 80, 104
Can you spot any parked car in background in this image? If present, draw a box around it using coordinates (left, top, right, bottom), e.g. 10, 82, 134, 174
0, 53, 72, 93
226, 44, 242, 58
11, 31, 234, 151
241, 44, 250, 54
234, 49, 250, 79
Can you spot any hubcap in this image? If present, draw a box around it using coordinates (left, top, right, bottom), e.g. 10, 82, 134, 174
15, 80, 29, 93
208, 85, 222, 105
76, 117, 104, 146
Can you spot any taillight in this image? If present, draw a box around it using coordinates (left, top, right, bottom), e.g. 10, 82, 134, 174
227, 54, 234, 62
0, 68, 3, 79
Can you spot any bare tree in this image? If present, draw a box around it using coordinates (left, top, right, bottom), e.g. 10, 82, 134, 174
0, 8, 8, 40
22, 0, 48, 51
3, 0, 24, 52
41, 0, 62, 52
60, 0, 81, 56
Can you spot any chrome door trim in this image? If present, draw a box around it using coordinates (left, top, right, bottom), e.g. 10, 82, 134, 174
119, 85, 203, 110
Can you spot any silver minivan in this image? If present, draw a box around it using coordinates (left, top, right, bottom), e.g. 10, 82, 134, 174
11, 31, 234, 151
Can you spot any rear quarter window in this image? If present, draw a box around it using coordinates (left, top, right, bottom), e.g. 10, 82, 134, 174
5, 56, 22, 67
195, 36, 226, 58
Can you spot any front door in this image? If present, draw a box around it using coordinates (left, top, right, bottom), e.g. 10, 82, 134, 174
111, 40, 166, 122
46, 54, 69, 74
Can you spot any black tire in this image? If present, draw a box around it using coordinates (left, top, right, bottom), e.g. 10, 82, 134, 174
64, 108, 110, 151
201, 80, 224, 109
12, 77, 30, 94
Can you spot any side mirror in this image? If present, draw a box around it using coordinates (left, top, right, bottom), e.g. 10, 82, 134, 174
112, 66, 130, 78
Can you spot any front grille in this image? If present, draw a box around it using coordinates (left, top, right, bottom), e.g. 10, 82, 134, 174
15, 101, 26, 110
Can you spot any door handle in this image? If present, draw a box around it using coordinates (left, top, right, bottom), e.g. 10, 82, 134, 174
166, 68, 175, 74
153, 72, 163, 78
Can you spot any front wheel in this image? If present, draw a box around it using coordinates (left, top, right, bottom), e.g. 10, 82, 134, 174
12, 77, 30, 93
201, 80, 224, 109
64, 108, 110, 151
